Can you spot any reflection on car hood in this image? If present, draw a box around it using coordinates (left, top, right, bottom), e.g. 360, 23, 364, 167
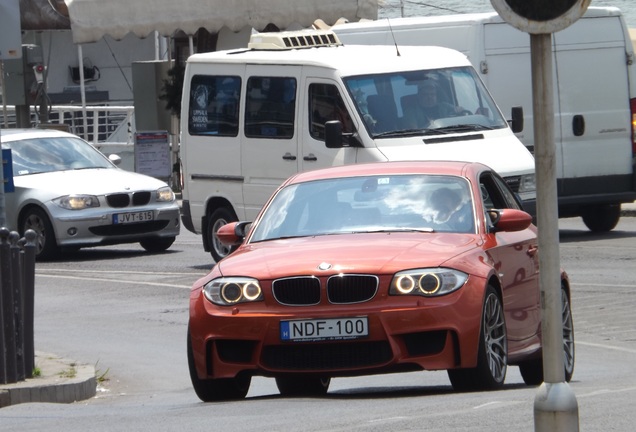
218, 232, 480, 279
13, 168, 168, 196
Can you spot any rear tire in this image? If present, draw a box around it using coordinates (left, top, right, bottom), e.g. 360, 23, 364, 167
187, 328, 250, 401
582, 204, 620, 232
275, 376, 331, 397
206, 207, 237, 263
448, 285, 507, 391
21, 207, 58, 260
519, 284, 575, 385
140, 236, 175, 252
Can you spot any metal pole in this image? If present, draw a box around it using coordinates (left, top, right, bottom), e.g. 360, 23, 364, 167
9, 231, 24, 381
530, 33, 579, 431
0, 227, 16, 383
21, 230, 36, 377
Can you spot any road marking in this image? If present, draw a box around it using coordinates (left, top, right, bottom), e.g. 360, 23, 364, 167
37, 268, 204, 276
36, 273, 191, 289
577, 341, 636, 354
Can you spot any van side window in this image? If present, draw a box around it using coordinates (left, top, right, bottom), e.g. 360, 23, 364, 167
309, 83, 353, 140
188, 75, 240, 136
245, 77, 297, 139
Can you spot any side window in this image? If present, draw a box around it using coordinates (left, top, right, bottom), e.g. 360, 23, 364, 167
245, 77, 296, 139
309, 83, 353, 140
480, 172, 522, 211
188, 75, 240, 136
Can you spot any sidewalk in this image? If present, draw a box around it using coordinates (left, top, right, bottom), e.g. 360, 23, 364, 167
0, 352, 96, 408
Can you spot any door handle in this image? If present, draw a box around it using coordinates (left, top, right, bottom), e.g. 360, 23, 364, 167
282, 152, 297, 161
304, 153, 318, 162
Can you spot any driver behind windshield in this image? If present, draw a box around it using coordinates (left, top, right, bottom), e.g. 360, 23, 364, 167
403, 80, 466, 129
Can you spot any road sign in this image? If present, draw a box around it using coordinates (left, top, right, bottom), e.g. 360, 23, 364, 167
491, 0, 592, 34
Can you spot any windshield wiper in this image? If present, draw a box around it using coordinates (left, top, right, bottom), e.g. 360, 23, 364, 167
373, 128, 451, 138
353, 227, 436, 234
429, 124, 495, 133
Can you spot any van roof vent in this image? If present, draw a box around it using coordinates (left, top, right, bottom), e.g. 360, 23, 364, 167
248, 29, 342, 50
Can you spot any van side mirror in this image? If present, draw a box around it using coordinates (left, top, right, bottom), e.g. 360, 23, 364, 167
325, 120, 343, 148
510, 106, 524, 133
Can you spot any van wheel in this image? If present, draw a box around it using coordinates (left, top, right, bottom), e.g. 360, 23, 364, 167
581, 204, 620, 232
207, 207, 237, 263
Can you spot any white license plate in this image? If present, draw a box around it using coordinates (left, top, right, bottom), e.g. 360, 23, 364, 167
113, 211, 154, 224
280, 317, 368, 342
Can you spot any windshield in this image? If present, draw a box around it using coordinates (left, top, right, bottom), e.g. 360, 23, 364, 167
344, 67, 508, 138
8, 136, 114, 176
250, 174, 476, 242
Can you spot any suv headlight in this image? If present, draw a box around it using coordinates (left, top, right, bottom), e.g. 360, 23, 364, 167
53, 195, 100, 210
203, 277, 263, 305
390, 268, 467, 297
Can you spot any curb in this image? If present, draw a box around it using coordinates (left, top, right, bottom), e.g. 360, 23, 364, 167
0, 352, 96, 408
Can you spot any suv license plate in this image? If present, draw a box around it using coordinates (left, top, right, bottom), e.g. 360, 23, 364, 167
113, 211, 154, 224
280, 317, 368, 342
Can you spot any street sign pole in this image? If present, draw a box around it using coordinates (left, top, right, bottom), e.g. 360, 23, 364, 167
530, 32, 579, 430
490, 0, 591, 430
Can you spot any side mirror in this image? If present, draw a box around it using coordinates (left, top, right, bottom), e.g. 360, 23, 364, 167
325, 120, 343, 148
490, 208, 532, 232
216, 221, 251, 247
510, 106, 524, 133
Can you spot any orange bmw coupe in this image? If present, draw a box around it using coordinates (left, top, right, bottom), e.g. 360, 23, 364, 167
187, 161, 574, 401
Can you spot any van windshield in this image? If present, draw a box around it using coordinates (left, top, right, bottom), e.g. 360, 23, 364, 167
343, 67, 508, 138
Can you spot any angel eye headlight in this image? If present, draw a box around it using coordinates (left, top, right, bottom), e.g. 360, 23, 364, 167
390, 268, 467, 297
203, 277, 263, 306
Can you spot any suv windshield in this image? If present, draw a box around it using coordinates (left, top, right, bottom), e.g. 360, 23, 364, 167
344, 67, 508, 137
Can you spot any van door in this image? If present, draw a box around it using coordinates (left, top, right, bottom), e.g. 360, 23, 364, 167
241, 66, 301, 219
553, 16, 633, 196
300, 78, 357, 171
483, 22, 562, 166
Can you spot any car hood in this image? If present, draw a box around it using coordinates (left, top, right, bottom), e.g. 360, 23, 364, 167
13, 168, 168, 196
218, 232, 480, 279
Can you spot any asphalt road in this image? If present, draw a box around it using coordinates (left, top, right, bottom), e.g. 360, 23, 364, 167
0, 216, 634, 431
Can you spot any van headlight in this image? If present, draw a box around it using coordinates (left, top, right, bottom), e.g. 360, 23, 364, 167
203, 277, 263, 305
390, 268, 467, 297
518, 173, 536, 193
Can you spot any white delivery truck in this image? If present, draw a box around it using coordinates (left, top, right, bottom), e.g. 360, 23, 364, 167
333, 6, 636, 232
179, 29, 536, 261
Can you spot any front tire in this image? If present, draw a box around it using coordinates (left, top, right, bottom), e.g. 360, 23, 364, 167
206, 207, 237, 263
448, 285, 507, 391
519, 285, 575, 385
21, 207, 58, 260
187, 328, 251, 401
582, 204, 620, 232
275, 376, 331, 397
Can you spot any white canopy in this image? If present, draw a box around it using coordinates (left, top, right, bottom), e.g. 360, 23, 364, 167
63, 0, 378, 44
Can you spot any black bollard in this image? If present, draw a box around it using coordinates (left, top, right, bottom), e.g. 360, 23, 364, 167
0, 227, 17, 384
21, 230, 37, 378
